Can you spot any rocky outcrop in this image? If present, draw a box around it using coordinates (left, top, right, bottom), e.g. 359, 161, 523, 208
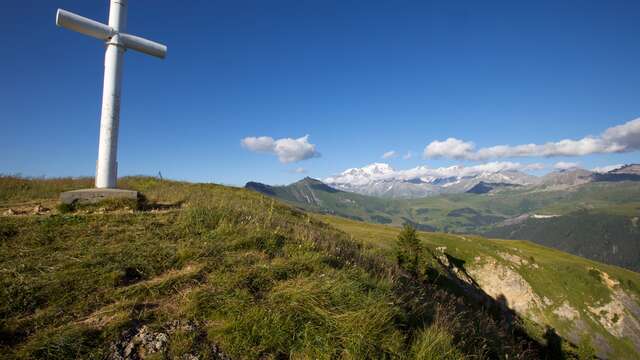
467, 257, 545, 322
436, 250, 640, 359
108, 320, 231, 360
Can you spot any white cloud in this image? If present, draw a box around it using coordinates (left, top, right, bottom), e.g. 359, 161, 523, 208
424, 138, 475, 159
591, 164, 624, 173
423, 118, 640, 160
241, 136, 275, 152
382, 150, 397, 159
291, 167, 307, 174
602, 119, 640, 150
241, 135, 320, 163
403, 151, 413, 160
554, 161, 580, 170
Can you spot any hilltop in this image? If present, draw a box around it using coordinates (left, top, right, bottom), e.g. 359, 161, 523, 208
2, 176, 640, 359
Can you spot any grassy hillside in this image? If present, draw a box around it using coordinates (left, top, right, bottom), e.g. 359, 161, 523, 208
245, 178, 640, 230
321, 215, 640, 359
0, 176, 571, 359
485, 212, 640, 271
246, 179, 640, 271
245, 178, 406, 224
407, 181, 640, 223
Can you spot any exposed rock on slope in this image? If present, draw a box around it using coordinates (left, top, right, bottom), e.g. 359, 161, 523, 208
443, 253, 640, 359
467, 256, 546, 321
539, 168, 594, 188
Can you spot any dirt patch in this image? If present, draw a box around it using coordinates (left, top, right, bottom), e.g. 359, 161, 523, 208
1, 203, 52, 216
588, 297, 627, 337
497, 251, 528, 266
586, 270, 640, 351
79, 264, 203, 329
553, 301, 579, 321
142, 264, 201, 287
80, 304, 128, 329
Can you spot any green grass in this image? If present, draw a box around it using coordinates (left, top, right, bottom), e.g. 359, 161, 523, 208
320, 214, 640, 359
3, 175, 640, 358
0, 177, 401, 358
322, 212, 640, 308
410, 324, 465, 360
0, 176, 554, 359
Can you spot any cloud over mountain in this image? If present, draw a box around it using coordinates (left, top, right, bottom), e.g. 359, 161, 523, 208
241, 135, 320, 163
591, 164, 625, 173
382, 150, 397, 159
554, 161, 580, 170
424, 118, 640, 161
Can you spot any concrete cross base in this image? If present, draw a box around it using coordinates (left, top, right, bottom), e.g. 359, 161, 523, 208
60, 188, 139, 205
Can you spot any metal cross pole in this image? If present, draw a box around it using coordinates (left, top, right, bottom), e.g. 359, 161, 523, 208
56, 0, 167, 188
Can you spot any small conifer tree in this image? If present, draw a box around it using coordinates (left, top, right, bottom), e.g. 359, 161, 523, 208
396, 224, 422, 276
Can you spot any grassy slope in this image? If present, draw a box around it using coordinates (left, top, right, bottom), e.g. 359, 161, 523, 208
1, 176, 555, 359
248, 180, 640, 271
406, 182, 640, 229
248, 179, 640, 231
257, 178, 407, 225
485, 212, 640, 271
320, 215, 640, 359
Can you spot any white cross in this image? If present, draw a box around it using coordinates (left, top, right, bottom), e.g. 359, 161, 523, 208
56, 0, 167, 188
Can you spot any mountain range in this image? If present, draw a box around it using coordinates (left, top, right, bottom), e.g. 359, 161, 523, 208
246, 164, 640, 272
322, 163, 640, 199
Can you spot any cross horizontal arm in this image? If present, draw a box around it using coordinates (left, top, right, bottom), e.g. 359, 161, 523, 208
56, 9, 114, 41
56, 8, 167, 59
120, 33, 167, 59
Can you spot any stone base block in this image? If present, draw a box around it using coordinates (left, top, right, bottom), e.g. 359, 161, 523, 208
60, 188, 139, 205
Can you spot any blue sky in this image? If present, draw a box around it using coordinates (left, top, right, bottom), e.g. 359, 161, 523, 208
1, 0, 639, 186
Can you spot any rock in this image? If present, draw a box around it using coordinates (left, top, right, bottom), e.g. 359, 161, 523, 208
33, 205, 49, 214
467, 257, 545, 320
109, 325, 168, 360
60, 188, 139, 205
108, 320, 232, 360
211, 344, 232, 360
553, 301, 580, 321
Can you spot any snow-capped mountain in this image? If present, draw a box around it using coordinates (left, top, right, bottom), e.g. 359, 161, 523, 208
324, 163, 539, 198
322, 163, 439, 198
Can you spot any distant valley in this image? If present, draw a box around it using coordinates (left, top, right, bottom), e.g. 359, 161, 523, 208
246, 164, 640, 271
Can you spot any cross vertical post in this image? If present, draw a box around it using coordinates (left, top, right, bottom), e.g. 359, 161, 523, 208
56, 0, 167, 189
96, 0, 127, 188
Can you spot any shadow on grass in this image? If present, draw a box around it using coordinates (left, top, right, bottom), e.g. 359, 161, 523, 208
394, 250, 569, 359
